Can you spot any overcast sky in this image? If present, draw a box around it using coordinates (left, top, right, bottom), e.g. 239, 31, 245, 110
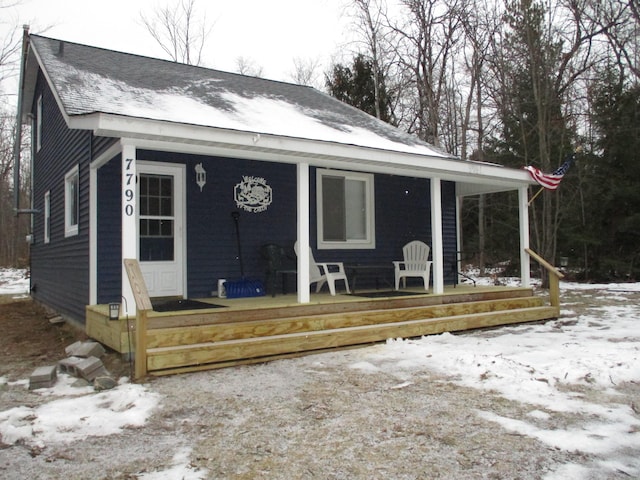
2, 0, 355, 102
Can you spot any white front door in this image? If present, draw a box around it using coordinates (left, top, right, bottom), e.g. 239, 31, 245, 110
137, 162, 185, 298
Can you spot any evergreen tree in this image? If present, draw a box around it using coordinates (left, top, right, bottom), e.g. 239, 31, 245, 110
325, 54, 394, 124
586, 79, 640, 279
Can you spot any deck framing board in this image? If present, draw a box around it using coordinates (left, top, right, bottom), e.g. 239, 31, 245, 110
146, 306, 558, 372
146, 296, 544, 348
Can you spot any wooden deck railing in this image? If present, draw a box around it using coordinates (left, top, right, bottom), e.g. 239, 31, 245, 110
525, 248, 564, 311
124, 259, 153, 380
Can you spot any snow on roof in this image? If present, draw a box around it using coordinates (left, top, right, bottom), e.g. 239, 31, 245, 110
29, 35, 452, 159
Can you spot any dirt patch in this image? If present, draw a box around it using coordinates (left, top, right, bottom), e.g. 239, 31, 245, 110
0, 295, 637, 479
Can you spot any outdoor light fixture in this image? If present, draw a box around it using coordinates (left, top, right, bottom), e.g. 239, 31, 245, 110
195, 163, 206, 191
108, 302, 120, 320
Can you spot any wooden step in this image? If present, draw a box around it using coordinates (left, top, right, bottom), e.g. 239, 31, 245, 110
146, 296, 545, 348
146, 305, 558, 375
144, 287, 536, 329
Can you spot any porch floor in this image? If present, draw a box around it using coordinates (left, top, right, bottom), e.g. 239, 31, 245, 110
86, 284, 559, 375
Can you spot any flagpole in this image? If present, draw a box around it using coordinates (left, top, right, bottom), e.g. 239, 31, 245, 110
528, 186, 544, 206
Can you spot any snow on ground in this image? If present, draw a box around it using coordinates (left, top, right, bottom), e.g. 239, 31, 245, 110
0, 268, 30, 297
0, 378, 159, 447
1, 269, 639, 478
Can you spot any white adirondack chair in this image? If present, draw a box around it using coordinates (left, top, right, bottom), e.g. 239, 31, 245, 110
393, 240, 432, 291
294, 242, 350, 296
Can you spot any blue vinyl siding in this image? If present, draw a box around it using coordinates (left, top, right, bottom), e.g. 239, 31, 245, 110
442, 181, 458, 284
310, 170, 458, 288
29, 72, 459, 322
30, 72, 91, 322
96, 156, 123, 304
132, 154, 458, 296
138, 150, 298, 298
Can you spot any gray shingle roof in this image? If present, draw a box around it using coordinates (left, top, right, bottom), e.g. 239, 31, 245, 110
30, 35, 450, 158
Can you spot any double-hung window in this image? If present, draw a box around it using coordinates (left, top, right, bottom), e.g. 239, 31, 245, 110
316, 169, 375, 249
64, 165, 79, 237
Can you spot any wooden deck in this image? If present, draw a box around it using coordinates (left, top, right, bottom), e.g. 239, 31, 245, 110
86, 284, 559, 376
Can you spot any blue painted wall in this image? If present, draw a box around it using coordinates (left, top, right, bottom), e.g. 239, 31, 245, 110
131, 151, 458, 297
96, 155, 122, 305
30, 72, 91, 322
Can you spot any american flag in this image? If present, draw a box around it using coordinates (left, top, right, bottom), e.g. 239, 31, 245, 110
524, 153, 575, 191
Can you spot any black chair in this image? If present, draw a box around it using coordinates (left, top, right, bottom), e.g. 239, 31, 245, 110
261, 244, 297, 296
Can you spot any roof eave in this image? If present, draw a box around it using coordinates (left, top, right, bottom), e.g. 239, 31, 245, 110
72, 113, 534, 190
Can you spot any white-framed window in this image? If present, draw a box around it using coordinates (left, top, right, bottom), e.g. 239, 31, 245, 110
64, 165, 79, 237
316, 169, 375, 249
44, 190, 50, 244
36, 94, 42, 152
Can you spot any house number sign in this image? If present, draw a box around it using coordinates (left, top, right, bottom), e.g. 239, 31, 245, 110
234, 175, 272, 213
124, 157, 135, 216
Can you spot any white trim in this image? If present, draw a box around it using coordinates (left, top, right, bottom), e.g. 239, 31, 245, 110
75, 115, 534, 190
137, 160, 187, 299
316, 169, 375, 250
43, 190, 50, 244
64, 165, 79, 237
297, 163, 310, 303
36, 94, 42, 152
121, 143, 137, 316
90, 142, 122, 169
431, 178, 444, 294
519, 186, 531, 287
89, 166, 97, 305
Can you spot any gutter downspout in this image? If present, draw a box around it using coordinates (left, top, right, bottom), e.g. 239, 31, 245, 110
13, 26, 32, 215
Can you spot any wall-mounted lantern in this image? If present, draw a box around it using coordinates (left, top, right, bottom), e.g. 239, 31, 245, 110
195, 163, 206, 191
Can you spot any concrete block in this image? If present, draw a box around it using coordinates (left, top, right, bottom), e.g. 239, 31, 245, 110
76, 356, 108, 381
65, 341, 83, 356
29, 365, 57, 390
65, 341, 106, 358
58, 356, 84, 376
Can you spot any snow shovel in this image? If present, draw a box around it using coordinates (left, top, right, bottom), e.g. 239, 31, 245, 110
224, 211, 265, 298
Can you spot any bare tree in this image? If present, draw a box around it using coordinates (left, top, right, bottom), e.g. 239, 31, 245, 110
234, 56, 263, 77
390, 0, 463, 147
289, 57, 322, 87
0, 1, 24, 93
350, 0, 386, 120
588, 0, 640, 82
140, 0, 213, 66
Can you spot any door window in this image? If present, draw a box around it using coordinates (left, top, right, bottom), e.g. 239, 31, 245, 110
139, 174, 174, 261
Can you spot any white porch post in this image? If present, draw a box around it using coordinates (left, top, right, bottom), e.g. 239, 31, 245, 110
430, 177, 444, 294
89, 165, 97, 305
296, 162, 310, 303
519, 186, 531, 287
121, 141, 138, 315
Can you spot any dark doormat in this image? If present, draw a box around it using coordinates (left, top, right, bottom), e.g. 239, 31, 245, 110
152, 299, 227, 312
348, 290, 427, 298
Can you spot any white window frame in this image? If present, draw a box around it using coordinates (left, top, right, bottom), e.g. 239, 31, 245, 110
36, 94, 42, 152
44, 190, 50, 244
64, 165, 79, 237
316, 169, 375, 250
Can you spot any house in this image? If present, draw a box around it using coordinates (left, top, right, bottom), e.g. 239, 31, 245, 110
15, 31, 558, 374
